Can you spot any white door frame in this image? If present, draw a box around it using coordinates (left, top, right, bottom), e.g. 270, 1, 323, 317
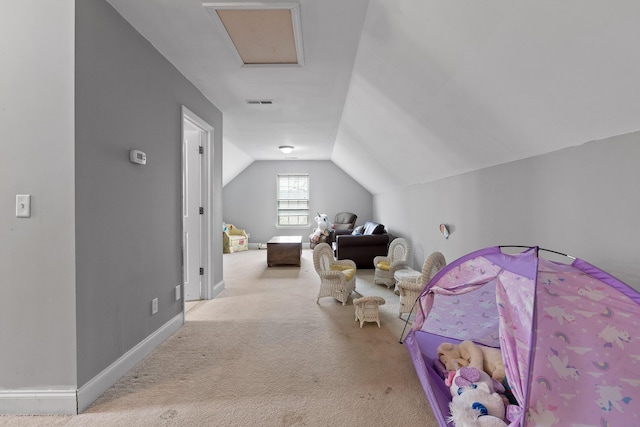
181, 106, 214, 300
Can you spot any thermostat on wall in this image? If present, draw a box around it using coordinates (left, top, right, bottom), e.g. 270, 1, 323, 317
129, 149, 146, 165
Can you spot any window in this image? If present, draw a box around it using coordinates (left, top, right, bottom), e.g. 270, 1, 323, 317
277, 173, 309, 226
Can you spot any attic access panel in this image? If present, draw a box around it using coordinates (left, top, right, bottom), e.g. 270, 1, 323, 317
203, 2, 304, 66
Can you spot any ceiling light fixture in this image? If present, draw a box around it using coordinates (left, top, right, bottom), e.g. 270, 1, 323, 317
279, 145, 294, 154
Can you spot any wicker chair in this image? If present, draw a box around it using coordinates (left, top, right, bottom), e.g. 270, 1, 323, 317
373, 238, 410, 288
353, 296, 386, 328
313, 243, 357, 305
398, 251, 446, 318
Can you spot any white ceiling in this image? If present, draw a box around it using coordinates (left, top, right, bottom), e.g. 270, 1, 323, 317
106, 0, 640, 194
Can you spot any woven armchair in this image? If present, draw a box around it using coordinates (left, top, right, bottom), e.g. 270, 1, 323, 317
313, 243, 357, 305
398, 251, 446, 318
373, 238, 410, 288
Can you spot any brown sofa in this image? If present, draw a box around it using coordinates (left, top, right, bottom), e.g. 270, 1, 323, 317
310, 212, 358, 249
334, 221, 395, 268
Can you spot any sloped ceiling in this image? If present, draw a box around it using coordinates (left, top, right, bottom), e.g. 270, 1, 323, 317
335, 0, 640, 193
106, 0, 640, 193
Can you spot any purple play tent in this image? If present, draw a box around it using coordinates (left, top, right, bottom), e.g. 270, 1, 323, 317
403, 246, 640, 426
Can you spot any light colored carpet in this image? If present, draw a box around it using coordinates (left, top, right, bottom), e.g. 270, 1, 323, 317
0, 248, 437, 426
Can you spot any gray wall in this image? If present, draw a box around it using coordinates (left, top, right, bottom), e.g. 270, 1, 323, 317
374, 133, 640, 290
223, 160, 373, 245
0, 1, 77, 390
75, 0, 223, 386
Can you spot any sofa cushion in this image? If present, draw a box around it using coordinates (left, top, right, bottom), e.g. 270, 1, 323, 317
333, 223, 351, 231
352, 225, 364, 235
376, 261, 391, 271
330, 264, 356, 281
334, 212, 357, 226
362, 221, 385, 235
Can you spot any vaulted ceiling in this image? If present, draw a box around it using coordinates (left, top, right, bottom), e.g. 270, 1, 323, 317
106, 0, 640, 194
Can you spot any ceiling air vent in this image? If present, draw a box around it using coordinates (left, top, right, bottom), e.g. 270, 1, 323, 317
246, 99, 273, 105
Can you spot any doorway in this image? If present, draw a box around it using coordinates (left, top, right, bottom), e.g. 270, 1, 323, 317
182, 106, 213, 301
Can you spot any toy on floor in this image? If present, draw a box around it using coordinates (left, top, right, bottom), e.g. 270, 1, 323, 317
437, 340, 506, 382
446, 367, 507, 427
309, 213, 331, 243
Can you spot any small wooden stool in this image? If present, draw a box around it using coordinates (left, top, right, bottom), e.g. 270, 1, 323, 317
353, 296, 386, 328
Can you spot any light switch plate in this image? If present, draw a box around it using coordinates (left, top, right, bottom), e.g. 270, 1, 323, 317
16, 194, 31, 218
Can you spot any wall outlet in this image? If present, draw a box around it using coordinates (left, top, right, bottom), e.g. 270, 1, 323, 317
151, 297, 158, 315
175, 285, 181, 301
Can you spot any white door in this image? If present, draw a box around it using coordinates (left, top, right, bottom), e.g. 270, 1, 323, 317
183, 129, 202, 301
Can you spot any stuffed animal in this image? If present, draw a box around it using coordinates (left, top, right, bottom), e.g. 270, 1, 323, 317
446, 367, 507, 427
438, 340, 484, 372
478, 345, 506, 383
437, 340, 506, 382
446, 365, 498, 397
309, 213, 331, 242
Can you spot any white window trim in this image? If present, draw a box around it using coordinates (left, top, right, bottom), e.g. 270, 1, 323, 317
276, 173, 310, 228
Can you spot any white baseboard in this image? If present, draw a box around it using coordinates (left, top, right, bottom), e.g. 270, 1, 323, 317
76, 313, 184, 413
251, 242, 312, 249
0, 389, 77, 415
0, 314, 183, 415
211, 279, 225, 298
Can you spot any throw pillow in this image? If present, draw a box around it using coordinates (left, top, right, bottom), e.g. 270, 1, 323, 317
376, 261, 391, 271
330, 265, 356, 281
